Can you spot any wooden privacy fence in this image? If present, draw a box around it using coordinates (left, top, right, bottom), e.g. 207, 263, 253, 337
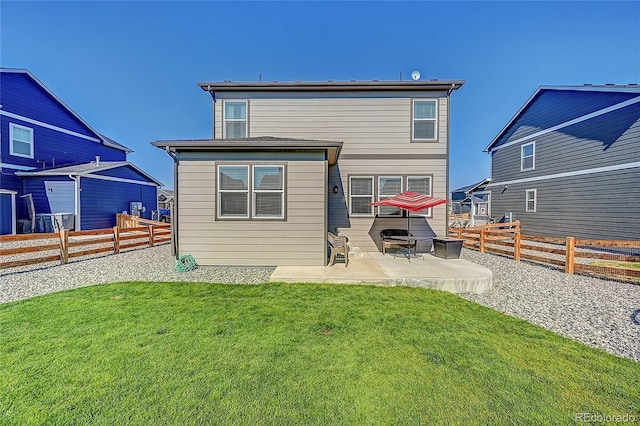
0, 216, 171, 270
449, 221, 640, 283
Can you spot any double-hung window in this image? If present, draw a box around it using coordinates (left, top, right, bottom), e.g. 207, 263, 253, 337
10, 123, 34, 158
521, 142, 535, 171
349, 176, 374, 216
412, 99, 437, 141
525, 189, 537, 212
253, 165, 284, 218
407, 176, 433, 216
378, 176, 403, 216
224, 101, 248, 138
349, 175, 434, 217
217, 164, 285, 220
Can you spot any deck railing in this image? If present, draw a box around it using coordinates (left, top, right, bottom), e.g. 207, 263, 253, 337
1, 215, 171, 270
449, 221, 640, 283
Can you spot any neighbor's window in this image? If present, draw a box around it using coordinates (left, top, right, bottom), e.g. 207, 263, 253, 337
377, 176, 402, 216
224, 101, 247, 138
349, 176, 374, 216
521, 142, 535, 171
253, 165, 284, 218
412, 100, 437, 140
525, 189, 537, 212
10, 123, 34, 158
407, 176, 433, 216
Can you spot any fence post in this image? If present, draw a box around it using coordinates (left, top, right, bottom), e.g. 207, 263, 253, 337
514, 231, 521, 262
565, 236, 575, 274
480, 228, 486, 253
59, 229, 69, 264
148, 225, 155, 247
113, 226, 120, 254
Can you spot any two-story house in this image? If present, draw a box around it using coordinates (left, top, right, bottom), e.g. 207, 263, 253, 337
0, 68, 160, 234
153, 79, 464, 266
484, 85, 640, 240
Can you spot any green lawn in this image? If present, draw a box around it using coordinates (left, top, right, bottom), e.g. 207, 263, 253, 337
1, 282, 638, 425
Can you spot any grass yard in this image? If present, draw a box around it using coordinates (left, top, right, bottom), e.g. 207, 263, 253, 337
1, 282, 638, 425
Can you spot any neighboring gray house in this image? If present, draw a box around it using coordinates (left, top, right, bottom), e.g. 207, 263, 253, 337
153, 79, 464, 266
484, 85, 640, 240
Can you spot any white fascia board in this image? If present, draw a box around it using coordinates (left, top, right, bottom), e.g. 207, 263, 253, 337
0, 162, 36, 171
486, 161, 640, 187
83, 173, 161, 187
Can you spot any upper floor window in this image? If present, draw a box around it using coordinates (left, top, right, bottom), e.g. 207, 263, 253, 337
521, 142, 535, 171
224, 101, 248, 138
525, 188, 537, 212
412, 100, 437, 141
349, 176, 374, 216
10, 123, 34, 158
217, 164, 284, 220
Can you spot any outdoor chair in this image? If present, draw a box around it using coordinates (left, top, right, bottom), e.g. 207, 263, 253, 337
328, 232, 349, 267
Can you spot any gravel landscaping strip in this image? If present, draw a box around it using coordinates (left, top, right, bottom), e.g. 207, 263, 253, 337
0, 245, 274, 304
1, 244, 638, 363
459, 248, 640, 363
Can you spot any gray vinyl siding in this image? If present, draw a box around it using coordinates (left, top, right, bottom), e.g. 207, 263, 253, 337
177, 159, 327, 266
213, 94, 450, 253
492, 104, 640, 183
491, 168, 640, 240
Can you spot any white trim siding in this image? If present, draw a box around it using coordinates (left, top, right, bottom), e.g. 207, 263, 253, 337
486, 161, 640, 188
82, 173, 160, 187
1, 110, 101, 143
487, 96, 640, 153
0, 162, 36, 171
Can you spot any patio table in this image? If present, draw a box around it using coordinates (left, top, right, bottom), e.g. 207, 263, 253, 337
388, 236, 429, 262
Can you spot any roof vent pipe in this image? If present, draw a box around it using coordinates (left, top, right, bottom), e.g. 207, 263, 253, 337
95, 156, 100, 167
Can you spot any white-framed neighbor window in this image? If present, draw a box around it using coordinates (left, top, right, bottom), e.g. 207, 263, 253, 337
223, 100, 248, 138
349, 176, 374, 216
521, 142, 535, 171
217, 164, 285, 220
412, 99, 437, 141
10, 123, 34, 158
377, 176, 403, 216
252, 165, 284, 219
407, 176, 433, 216
525, 188, 537, 212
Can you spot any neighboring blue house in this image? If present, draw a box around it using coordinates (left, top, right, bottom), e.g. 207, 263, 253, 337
450, 178, 491, 226
0, 68, 160, 234
484, 84, 640, 240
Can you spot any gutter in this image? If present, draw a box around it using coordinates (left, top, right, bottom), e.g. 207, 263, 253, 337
68, 174, 81, 231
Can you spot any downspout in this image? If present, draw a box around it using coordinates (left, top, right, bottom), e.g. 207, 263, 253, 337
165, 147, 179, 258
207, 89, 217, 139
445, 83, 454, 234
69, 174, 81, 230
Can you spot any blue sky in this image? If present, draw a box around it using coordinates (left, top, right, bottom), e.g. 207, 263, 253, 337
1, 1, 639, 191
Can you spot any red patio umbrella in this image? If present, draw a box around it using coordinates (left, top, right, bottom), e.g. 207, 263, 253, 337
370, 191, 448, 234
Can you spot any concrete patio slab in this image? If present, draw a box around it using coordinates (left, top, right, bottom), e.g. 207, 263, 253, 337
270, 252, 492, 294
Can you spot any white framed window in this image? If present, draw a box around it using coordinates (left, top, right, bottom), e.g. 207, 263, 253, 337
521, 142, 535, 171
217, 164, 285, 220
377, 176, 403, 216
525, 189, 537, 212
10, 123, 34, 158
349, 176, 374, 216
252, 165, 284, 219
223, 100, 248, 138
412, 99, 437, 141
407, 176, 433, 217
218, 165, 249, 218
